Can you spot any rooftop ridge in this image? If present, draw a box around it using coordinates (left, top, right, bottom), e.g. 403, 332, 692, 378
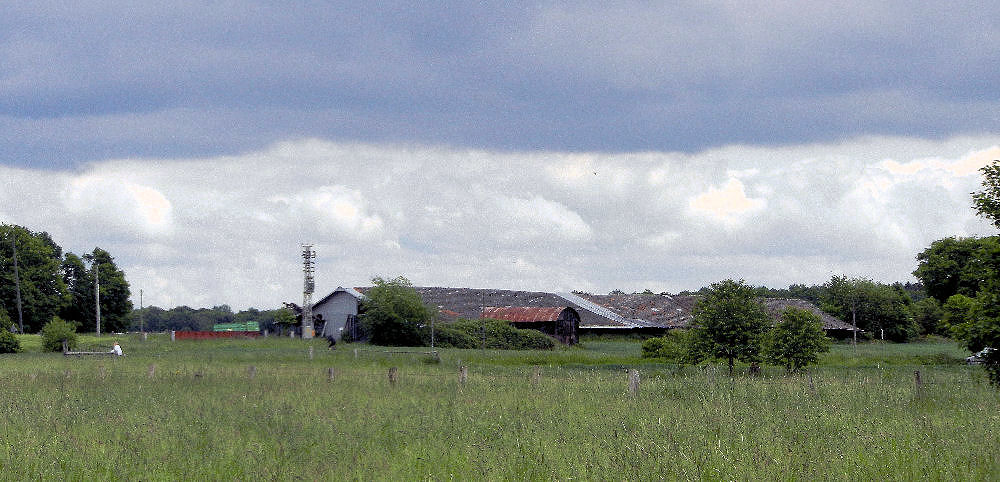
555, 292, 643, 328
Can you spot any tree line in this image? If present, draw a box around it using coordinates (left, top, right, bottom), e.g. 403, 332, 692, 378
1, 224, 131, 333
643, 279, 831, 374
127, 305, 288, 333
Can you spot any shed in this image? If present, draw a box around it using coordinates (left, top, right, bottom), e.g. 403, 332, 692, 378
482, 306, 580, 345
313, 287, 367, 339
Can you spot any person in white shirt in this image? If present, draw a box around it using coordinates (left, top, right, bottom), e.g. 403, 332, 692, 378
111, 342, 123, 356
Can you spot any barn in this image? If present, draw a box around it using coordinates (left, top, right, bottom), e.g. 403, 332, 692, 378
482, 306, 580, 345
306, 285, 856, 342
312, 287, 366, 339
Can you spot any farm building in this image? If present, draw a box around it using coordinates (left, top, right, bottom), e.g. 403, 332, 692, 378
310, 285, 856, 341
482, 306, 580, 344
312, 287, 366, 339
763, 298, 860, 338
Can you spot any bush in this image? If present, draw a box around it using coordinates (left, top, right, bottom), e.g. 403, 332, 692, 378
41, 317, 78, 352
763, 307, 831, 372
0, 329, 20, 354
448, 319, 556, 350
360, 276, 433, 346
426, 324, 479, 348
641, 330, 692, 361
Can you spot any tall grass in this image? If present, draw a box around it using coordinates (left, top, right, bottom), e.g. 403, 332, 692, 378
0, 334, 996, 479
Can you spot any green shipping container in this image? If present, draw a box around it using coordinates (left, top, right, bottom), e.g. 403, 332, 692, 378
212, 322, 260, 332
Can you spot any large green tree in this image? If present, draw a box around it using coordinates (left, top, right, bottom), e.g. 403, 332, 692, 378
972, 160, 1000, 228
763, 307, 831, 372
359, 276, 432, 346
82, 248, 133, 333
0, 224, 66, 333
913, 236, 1000, 303
821, 276, 916, 342
940, 159, 1000, 384
687, 279, 772, 375
59, 252, 94, 327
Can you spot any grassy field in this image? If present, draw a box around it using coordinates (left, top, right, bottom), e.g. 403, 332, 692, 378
0, 334, 997, 480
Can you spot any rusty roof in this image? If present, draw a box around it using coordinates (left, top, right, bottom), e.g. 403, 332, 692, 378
482, 306, 571, 323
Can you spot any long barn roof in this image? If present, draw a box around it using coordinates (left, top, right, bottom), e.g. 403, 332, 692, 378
483, 306, 573, 323
335, 286, 854, 332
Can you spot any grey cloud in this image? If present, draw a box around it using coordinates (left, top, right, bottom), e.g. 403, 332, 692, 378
3, 2, 999, 168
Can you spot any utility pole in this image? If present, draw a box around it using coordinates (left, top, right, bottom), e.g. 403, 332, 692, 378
9, 236, 24, 333
94, 262, 101, 337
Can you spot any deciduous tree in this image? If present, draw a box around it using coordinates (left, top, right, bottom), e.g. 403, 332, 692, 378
360, 276, 432, 346
913, 236, 999, 303
82, 248, 133, 333
764, 307, 831, 372
0, 224, 65, 333
687, 279, 771, 375
972, 160, 1000, 228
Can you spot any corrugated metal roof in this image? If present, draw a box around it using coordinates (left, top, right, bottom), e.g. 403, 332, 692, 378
482, 306, 569, 323
764, 298, 860, 331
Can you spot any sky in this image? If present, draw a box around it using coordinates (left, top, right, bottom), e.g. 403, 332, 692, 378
2, 2, 999, 310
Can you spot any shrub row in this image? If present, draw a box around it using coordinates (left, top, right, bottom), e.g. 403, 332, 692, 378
429, 319, 555, 350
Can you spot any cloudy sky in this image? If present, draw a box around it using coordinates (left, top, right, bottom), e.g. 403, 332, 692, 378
2, 2, 999, 309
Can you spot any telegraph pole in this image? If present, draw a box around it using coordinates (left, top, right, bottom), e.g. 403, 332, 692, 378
94, 262, 101, 337
9, 236, 24, 333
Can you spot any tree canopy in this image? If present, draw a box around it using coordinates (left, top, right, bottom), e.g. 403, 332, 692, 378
360, 276, 433, 346
687, 279, 772, 375
764, 307, 831, 372
913, 236, 1000, 303
1, 224, 133, 333
821, 276, 916, 342
930, 159, 1000, 384
972, 160, 1000, 229
0, 224, 65, 332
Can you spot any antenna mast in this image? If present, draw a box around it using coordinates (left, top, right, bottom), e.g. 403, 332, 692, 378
301, 244, 315, 339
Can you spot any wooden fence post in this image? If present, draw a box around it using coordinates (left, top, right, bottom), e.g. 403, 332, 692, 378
628, 369, 640, 396
388, 367, 398, 385
148, 364, 156, 378
914, 370, 923, 398
99, 365, 106, 380
459, 366, 468, 386
327, 367, 336, 381
248, 365, 257, 379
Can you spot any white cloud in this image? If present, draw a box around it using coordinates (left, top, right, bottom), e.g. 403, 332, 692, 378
62, 175, 174, 235
2, 135, 999, 309
688, 178, 766, 225
269, 185, 386, 240
486, 194, 593, 244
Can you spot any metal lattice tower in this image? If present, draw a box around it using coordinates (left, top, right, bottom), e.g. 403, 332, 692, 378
301, 244, 316, 338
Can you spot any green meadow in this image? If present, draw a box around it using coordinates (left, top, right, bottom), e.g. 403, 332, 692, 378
1, 335, 997, 480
